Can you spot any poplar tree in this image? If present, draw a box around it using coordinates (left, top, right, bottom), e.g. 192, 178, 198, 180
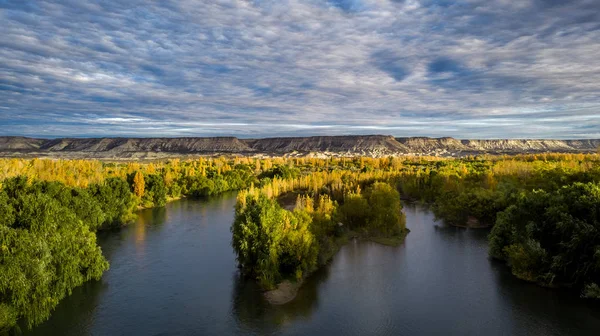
133, 171, 145, 197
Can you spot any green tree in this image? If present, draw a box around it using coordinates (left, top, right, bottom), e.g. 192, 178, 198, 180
489, 182, 600, 292
0, 191, 108, 331
366, 182, 406, 236
336, 192, 369, 230
143, 174, 167, 207
90, 177, 137, 228
231, 194, 318, 288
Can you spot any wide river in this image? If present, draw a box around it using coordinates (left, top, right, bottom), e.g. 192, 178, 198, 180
26, 194, 600, 335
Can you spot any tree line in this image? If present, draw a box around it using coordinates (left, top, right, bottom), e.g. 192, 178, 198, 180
1, 153, 599, 332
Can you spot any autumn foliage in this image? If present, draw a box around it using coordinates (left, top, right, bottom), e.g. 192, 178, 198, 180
1, 152, 600, 332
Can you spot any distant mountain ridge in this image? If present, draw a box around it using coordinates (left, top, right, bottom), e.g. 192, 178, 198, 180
0, 135, 599, 159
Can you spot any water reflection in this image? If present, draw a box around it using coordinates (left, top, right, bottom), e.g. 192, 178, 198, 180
23, 196, 600, 336
232, 265, 330, 333
490, 260, 600, 336
20, 279, 107, 336
134, 206, 166, 262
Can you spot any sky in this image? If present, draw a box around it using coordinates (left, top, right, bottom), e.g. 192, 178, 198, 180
1, 0, 599, 139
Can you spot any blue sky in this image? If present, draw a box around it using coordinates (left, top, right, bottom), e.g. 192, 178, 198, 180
1, 0, 599, 139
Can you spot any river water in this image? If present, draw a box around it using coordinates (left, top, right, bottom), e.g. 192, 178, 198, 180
25, 195, 600, 335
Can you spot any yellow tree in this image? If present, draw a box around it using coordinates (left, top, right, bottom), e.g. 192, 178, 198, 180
133, 171, 145, 197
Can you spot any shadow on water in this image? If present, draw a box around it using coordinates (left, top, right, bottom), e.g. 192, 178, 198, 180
232, 264, 330, 334
18, 279, 107, 336
489, 259, 600, 336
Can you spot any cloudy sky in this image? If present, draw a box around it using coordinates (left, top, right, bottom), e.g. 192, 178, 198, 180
1, 0, 599, 139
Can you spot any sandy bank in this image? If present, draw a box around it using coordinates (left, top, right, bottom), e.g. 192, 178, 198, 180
264, 280, 303, 305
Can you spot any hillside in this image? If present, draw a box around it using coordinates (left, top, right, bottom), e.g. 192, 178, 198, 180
0, 135, 598, 159
243, 135, 409, 156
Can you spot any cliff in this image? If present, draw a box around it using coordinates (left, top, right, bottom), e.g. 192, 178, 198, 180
244, 135, 409, 155
0, 136, 598, 159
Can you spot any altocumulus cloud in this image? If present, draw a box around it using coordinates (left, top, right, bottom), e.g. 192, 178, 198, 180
0, 0, 599, 138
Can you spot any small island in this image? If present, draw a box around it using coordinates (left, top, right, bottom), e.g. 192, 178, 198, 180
231, 172, 409, 304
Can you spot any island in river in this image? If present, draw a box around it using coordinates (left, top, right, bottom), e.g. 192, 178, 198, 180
232, 178, 409, 301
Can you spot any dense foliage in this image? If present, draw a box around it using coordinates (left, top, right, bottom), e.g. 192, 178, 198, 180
232, 176, 407, 289
489, 183, 600, 296
232, 194, 319, 288
0, 157, 260, 198
1, 153, 599, 332
0, 178, 109, 332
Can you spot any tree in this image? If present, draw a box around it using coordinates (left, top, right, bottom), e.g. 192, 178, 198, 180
0, 188, 109, 331
90, 177, 137, 228
143, 174, 167, 207
231, 194, 318, 288
133, 171, 145, 198
488, 183, 600, 292
366, 182, 406, 236
336, 192, 369, 230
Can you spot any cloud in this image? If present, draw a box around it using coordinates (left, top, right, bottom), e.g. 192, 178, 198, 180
371, 50, 411, 81
0, 0, 599, 139
327, 0, 366, 12
427, 57, 465, 74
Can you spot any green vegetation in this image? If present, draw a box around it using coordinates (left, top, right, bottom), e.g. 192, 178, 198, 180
230, 153, 600, 297
489, 183, 600, 295
0, 178, 108, 332
393, 154, 600, 297
232, 194, 318, 288
1, 153, 600, 332
0, 158, 260, 332
232, 176, 407, 290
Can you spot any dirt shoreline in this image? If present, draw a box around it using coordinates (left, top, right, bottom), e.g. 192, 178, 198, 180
264, 280, 304, 305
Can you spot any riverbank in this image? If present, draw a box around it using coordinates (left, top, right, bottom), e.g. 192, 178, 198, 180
264, 280, 304, 305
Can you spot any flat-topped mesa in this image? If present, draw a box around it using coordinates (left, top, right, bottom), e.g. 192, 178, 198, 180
560, 139, 600, 151
0, 135, 598, 158
396, 137, 468, 152
0, 136, 45, 150
33, 137, 254, 153
244, 135, 409, 154
460, 139, 575, 152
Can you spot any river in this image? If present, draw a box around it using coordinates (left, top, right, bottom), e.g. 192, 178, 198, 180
25, 194, 600, 335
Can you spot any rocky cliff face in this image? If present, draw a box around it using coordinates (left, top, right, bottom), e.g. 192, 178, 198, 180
0, 136, 45, 150
0, 136, 598, 159
244, 135, 409, 155
38, 137, 253, 153
396, 137, 468, 153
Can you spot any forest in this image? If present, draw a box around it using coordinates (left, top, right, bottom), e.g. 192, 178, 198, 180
1, 153, 600, 332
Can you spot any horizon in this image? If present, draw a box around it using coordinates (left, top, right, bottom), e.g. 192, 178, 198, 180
1, 1, 600, 138
3, 134, 600, 141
